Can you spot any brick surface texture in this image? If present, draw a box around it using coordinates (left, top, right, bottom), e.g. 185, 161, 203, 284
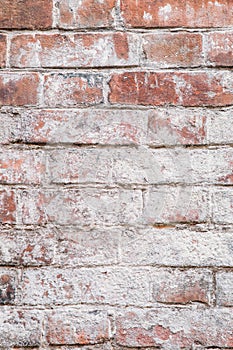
1, 0, 233, 349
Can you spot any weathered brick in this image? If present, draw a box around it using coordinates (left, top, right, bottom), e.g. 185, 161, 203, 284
121, 0, 233, 28
0, 112, 21, 144
109, 72, 177, 106
0, 189, 16, 224
148, 108, 207, 146
0, 35, 6, 68
0, 308, 42, 347
109, 71, 233, 107
20, 267, 149, 306
151, 269, 213, 305
10, 33, 139, 68
46, 308, 111, 345
43, 73, 103, 107
208, 108, 233, 144
19, 109, 147, 145
48, 148, 210, 185
138, 147, 233, 185
208, 147, 233, 184
212, 188, 233, 223
17, 188, 142, 225
142, 33, 203, 68
112, 347, 160, 350
0, 228, 55, 266
2, 0, 233, 345
0, 149, 45, 184
121, 226, 233, 266
0, 0, 52, 29
0, 268, 18, 304
0, 73, 39, 106
21, 267, 81, 305
216, 272, 233, 306
206, 32, 233, 66
146, 149, 208, 184
17, 108, 224, 147
115, 307, 233, 347
48, 148, 112, 184
57, 0, 115, 29
51, 345, 112, 350
142, 186, 209, 224
196, 348, 233, 350
0, 348, 40, 350
55, 227, 119, 266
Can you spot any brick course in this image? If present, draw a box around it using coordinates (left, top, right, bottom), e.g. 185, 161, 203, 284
1, 0, 233, 348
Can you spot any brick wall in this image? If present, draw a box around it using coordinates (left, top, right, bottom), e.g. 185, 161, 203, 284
1, 0, 233, 348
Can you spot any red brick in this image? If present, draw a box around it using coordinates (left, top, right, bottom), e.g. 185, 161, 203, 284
0, 149, 45, 184
43, 73, 103, 107
10, 33, 139, 68
0, 308, 42, 347
46, 308, 111, 345
206, 32, 233, 66
57, 0, 116, 28
109, 71, 233, 107
0, 35, 6, 68
148, 108, 207, 145
0, 0, 52, 29
0, 228, 55, 266
109, 72, 177, 106
116, 308, 233, 347
51, 345, 112, 350
0, 73, 39, 106
143, 33, 203, 68
1, 0, 233, 345
19, 109, 147, 145
151, 269, 213, 305
0, 189, 16, 224
121, 0, 233, 28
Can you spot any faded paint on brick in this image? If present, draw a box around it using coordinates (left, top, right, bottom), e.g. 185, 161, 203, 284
1, 0, 233, 348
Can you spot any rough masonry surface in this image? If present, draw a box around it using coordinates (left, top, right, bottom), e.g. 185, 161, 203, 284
0, 0, 233, 349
